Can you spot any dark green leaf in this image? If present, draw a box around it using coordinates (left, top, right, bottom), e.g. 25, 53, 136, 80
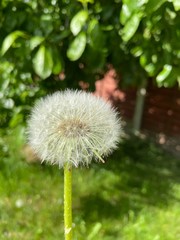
52, 30, 70, 42
51, 48, 63, 74
88, 19, 105, 50
145, 0, 166, 14
85, 46, 106, 71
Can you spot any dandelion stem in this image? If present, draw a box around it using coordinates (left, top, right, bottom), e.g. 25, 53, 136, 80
64, 163, 72, 240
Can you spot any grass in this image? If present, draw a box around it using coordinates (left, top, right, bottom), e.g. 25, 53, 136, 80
0, 127, 180, 239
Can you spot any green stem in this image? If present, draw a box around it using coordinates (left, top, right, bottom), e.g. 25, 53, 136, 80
64, 163, 72, 240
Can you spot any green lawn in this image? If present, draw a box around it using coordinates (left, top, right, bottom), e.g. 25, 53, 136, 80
0, 127, 180, 239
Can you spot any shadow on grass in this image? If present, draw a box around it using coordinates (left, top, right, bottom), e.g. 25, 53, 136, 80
78, 135, 180, 223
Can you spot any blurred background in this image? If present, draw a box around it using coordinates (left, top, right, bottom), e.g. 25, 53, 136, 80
0, 0, 180, 239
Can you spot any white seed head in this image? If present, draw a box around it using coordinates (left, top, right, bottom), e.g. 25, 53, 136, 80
27, 90, 121, 168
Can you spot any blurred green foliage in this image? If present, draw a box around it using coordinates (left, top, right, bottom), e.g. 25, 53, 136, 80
0, 0, 180, 128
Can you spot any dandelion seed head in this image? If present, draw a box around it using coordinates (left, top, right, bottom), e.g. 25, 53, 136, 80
27, 90, 121, 168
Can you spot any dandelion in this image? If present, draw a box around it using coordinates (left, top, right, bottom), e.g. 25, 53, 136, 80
27, 90, 121, 240
27, 90, 121, 167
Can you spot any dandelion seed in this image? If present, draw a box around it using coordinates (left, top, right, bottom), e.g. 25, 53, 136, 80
27, 90, 121, 168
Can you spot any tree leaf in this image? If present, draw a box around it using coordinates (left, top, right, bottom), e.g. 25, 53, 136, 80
172, 0, 180, 11
131, 46, 143, 57
70, 10, 88, 36
144, 63, 156, 76
85, 46, 106, 71
156, 64, 172, 83
29, 36, 45, 50
140, 53, 148, 67
156, 67, 179, 87
33, 45, 53, 79
67, 32, 86, 61
121, 12, 143, 42
120, 4, 131, 25
1, 31, 27, 55
78, 0, 94, 4
120, 0, 146, 24
51, 47, 63, 74
87, 19, 105, 50
145, 0, 166, 14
